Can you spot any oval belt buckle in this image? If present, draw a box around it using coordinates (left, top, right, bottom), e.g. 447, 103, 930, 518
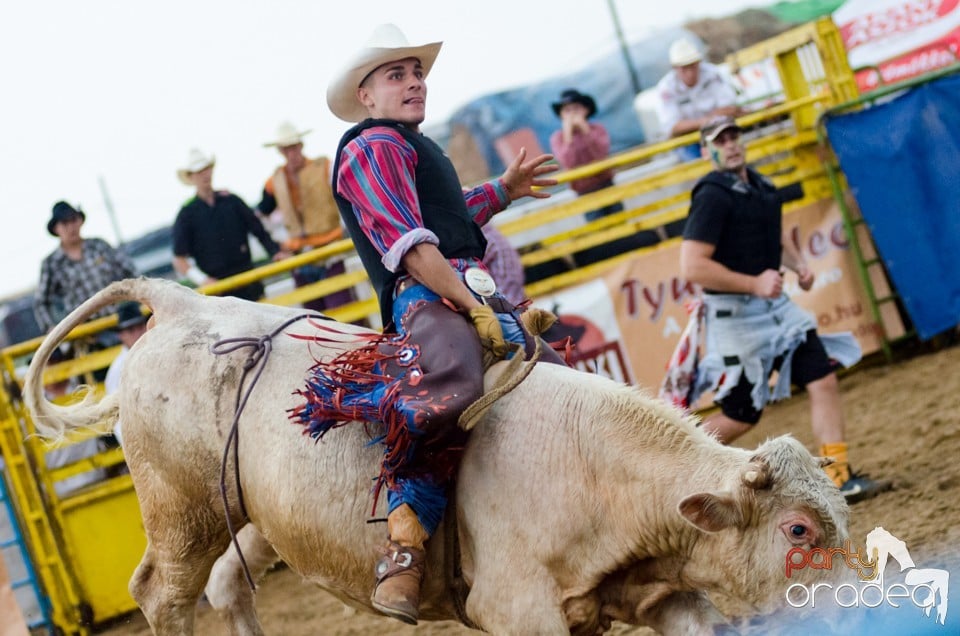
464, 267, 497, 298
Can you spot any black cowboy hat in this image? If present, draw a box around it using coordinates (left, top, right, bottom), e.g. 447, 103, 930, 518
47, 201, 86, 236
115, 301, 149, 330
551, 89, 597, 119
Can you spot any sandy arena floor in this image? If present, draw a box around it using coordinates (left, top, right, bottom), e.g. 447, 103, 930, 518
100, 342, 960, 635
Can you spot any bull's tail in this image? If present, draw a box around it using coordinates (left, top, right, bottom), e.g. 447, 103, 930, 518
23, 277, 198, 441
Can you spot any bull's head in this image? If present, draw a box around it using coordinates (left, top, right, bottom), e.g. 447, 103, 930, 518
676, 436, 851, 621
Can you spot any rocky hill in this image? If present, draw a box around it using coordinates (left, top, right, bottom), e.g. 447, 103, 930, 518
686, 9, 795, 62
689, 0, 846, 61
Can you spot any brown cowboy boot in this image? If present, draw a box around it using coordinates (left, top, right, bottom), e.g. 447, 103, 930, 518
371, 504, 428, 625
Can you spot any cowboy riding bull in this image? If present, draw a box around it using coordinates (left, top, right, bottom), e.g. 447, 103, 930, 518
24, 278, 850, 635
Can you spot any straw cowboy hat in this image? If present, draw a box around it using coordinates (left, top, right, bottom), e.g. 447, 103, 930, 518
263, 121, 312, 148
669, 38, 703, 67
326, 24, 442, 123
47, 201, 86, 236
176, 148, 216, 185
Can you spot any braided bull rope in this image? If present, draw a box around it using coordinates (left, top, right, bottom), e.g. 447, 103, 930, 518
458, 336, 541, 430
210, 313, 320, 590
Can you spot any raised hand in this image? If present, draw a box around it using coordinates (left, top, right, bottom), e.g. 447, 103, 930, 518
501, 147, 559, 201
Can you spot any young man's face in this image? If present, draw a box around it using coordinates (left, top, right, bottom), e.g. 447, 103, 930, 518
357, 57, 426, 127
703, 128, 746, 172
188, 165, 214, 190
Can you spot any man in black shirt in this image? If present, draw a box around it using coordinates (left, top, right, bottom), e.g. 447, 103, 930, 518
172, 148, 289, 301
679, 116, 890, 504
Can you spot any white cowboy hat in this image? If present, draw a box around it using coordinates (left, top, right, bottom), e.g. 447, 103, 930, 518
326, 23, 442, 123
263, 121, 312, 148
669, 38, 703, 67
176, 148, 216, 185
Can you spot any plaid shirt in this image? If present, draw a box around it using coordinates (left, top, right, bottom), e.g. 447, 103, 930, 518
34, 237, 137, 332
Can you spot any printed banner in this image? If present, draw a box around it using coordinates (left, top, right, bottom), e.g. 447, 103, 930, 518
534, 199, 904, 392
833, 0, 960, 90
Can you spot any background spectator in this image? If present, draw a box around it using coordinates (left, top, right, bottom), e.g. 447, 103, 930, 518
257, 121, 353, 313
650, 38, 742, 160
172, 148, 289, 302
104, 301, 149, 448
34, 201, 137, 334
549, 89, 621, 222
549, 89, 659, 266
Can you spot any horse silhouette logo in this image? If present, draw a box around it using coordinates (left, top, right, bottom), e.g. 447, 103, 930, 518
865, 526, 949, 625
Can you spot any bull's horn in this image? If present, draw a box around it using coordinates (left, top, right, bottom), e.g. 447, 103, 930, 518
742, 459, 772, 490
816, 456, 835, 468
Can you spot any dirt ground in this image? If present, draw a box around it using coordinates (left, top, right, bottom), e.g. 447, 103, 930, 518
100, 341, 960, 635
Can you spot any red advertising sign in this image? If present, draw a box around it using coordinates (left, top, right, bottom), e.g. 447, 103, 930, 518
834, 0, 960, 91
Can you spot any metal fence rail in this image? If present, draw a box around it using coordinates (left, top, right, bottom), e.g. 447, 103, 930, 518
1, 471, 53, 633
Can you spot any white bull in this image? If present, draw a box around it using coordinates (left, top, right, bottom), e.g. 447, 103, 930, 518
24, 278, 850, 635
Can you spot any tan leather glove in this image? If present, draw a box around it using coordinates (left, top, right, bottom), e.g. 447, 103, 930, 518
519, 307, 558, 336
468, 305, 509, 366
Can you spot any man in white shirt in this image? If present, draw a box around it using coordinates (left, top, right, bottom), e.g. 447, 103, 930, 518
651, 38, 743, 158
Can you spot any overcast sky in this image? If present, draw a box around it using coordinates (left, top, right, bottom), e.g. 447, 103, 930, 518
1, 0, 763, 299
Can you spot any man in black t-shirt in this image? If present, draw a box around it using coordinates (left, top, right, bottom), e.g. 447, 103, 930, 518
172, 148, 289, 301
678, 116, 890, 504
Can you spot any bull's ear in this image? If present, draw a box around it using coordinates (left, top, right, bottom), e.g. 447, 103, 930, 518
815, 456, 834, 468
678, 492, 742, 532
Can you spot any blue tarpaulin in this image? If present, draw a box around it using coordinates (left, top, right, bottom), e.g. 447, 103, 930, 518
825, 73, 960, 340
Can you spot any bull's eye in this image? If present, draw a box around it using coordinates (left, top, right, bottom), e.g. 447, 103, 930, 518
781, 518, 817, 546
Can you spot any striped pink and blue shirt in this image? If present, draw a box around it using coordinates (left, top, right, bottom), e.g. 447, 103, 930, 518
336, 126, 510, 275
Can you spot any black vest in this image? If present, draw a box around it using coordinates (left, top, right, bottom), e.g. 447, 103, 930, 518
332, 119, 487, 325
692, 167, 782, 281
